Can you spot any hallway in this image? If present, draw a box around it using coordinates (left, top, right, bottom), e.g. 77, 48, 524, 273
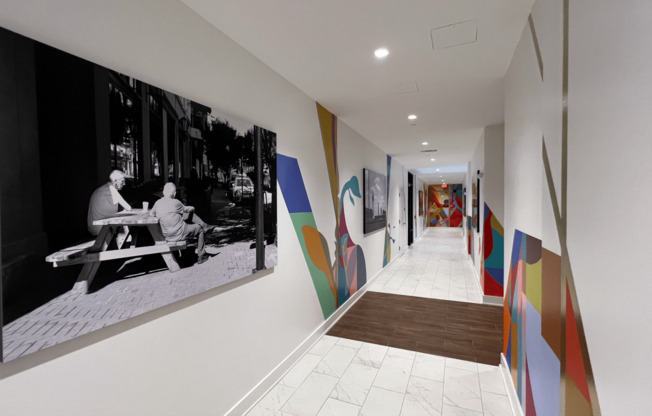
370, 228, 482, 303
245, 228, 511, 416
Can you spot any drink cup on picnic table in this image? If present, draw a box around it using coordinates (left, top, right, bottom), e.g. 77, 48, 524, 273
143, 201, 149, 212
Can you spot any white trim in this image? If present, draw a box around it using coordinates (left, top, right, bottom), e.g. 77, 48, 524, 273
500, 353, 524, 416
483, 295, 503, 306
225, 252, 401, 416
470, 259, 484, 300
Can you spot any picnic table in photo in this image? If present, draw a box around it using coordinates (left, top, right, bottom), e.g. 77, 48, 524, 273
45, 210, 187, 293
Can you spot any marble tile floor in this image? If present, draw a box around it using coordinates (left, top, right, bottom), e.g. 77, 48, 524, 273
245, 335, 512, 416
369, 228, 482, 304
245, 227, 503, 415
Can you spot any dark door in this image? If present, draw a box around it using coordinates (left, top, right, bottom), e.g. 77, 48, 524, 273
408, 172, 414, 246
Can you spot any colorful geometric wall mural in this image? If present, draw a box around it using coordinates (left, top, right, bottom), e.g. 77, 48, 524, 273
428, 185, 449, 226
503, 229, 596, 415
428, 184, 463, 227
277, 104, 367, 319
277, 154, 336, 318
481, 203, 504, 297
450, 184, 464, 227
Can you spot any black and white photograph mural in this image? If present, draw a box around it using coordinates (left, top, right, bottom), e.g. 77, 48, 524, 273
0, 26, 277, 362
363, 168, 387, 234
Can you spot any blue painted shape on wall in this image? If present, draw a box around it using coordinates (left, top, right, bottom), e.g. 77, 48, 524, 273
526, 300, 561, 416
512, 229, 524, 269
277, 153, 312, 214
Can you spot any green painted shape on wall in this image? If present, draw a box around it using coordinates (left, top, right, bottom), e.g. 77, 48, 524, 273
289, 212, 336, 318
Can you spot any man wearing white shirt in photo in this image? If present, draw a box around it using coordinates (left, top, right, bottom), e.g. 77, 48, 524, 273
87, 170, 132, 246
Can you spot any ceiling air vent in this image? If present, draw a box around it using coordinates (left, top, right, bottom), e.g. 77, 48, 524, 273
420, 149, 438, 153
431, 20, 477, 50
393, 80, 419, 95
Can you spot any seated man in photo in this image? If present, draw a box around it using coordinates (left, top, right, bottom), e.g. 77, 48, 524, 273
150, 182, 215, 265
87, 169, 132, 247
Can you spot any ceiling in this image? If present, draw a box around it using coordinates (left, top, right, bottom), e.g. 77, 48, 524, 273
180, 0, 533, 184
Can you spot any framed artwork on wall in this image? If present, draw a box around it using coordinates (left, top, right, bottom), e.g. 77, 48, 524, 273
363, 168, 387, 233
418, 190, 424, 215
472, 173, 480, 233
0, 25, 277, 362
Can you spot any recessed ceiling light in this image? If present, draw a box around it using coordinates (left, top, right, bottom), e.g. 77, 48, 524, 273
408, 114, 417, 120
430, 158, 435, 161
374, 48, 389, 58
422, 141, 428, 146
436, 169, 440, 171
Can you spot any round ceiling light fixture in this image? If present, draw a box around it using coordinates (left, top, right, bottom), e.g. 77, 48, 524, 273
430, 158, 435, 161
422, 141, 428, 146
374, 48, 389, 58
408, 114, 417, 120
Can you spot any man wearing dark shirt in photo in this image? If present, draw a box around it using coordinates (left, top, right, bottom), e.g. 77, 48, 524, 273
150, 182, 215, 265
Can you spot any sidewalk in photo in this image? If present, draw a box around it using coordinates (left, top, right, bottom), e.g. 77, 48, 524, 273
2, 241, 277, 362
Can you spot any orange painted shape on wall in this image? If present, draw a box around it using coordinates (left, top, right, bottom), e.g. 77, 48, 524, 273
566, 283, 591, 403
503, 306, 511, 356
303, 225, 335, 295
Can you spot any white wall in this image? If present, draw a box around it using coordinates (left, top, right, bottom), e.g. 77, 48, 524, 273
0, 1, 401, 415
483, 124, 505, 225
388, 159, 406, 255
568, 0, 652, 414
338, 121, 392, 272
504, 16, 543, 278
505, 0, 652, 414
467, 125, 503, 294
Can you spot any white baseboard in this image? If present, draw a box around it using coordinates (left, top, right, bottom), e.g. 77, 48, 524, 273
226, 254, 398, 416
500, 353, 524, 416
483, 295, 503, 306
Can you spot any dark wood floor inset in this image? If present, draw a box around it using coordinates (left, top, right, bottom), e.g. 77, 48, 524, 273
328, 291, 503, 365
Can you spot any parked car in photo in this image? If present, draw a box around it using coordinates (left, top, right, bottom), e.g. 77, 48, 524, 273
228, 174, 254, 203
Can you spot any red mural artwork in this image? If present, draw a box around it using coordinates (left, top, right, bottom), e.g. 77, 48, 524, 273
428, 184, 463, 227
449, 184, 464, 227
428, 185, 449, 227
